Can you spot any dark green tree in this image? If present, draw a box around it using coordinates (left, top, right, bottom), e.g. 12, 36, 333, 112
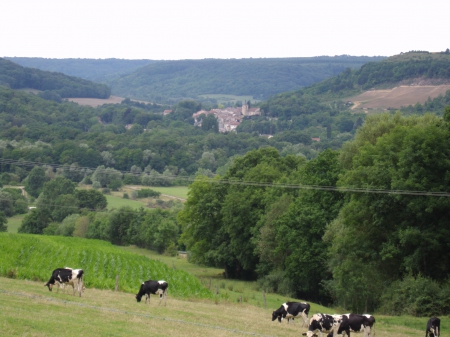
0, 211, 7, 232
326, 111, 450, 312
75, 189, 107, 210
18, 208, 51, 234
201, 114, 219, 132
25, 166, 46, 198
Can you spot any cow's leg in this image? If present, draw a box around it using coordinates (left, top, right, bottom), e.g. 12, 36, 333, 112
301, 310, 308, 327
76, 279, 81, 297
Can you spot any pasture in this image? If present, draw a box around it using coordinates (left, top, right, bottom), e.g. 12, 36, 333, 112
0, 276, 443, 337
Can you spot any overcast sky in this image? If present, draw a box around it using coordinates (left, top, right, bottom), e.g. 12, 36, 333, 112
1, 0, 449, 60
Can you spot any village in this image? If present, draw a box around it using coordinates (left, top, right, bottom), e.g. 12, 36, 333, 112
191, 102, 261, 133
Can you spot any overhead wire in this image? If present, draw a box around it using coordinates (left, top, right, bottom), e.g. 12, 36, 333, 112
1, 158, 449, 197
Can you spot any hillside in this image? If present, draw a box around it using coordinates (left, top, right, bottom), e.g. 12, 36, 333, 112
0, 58, 111, 101
261, 50, 450, 118
107, 56, 385, 103
5, 57, 155, 82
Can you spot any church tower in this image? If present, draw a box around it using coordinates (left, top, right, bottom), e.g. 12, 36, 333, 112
242, 100, 248, 116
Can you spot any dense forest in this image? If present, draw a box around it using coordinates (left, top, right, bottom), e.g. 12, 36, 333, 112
0, 58, 111, 102
107, 56, 385, 103
179, 109, 450, 315
5, 57, 155, 82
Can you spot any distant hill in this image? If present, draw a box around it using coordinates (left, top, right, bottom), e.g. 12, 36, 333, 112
0, 58, 111, 101
307, 50, 450, 97
107, 56, 386, 103
4, 57, 155, 82
260, 51, 450, 118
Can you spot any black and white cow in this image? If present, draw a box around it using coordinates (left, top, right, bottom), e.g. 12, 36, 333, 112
135, 280, 169, 306
303, 313, 338, 337
327, 314, 376, 337
272, 302, 310, 326
44, 268, 84, 297
425, 317, 440, 337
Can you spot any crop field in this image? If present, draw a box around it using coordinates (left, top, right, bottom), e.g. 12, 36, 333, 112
0, 233, 211, 299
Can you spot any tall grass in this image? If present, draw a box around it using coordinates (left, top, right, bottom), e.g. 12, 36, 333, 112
0, 233, 212, 299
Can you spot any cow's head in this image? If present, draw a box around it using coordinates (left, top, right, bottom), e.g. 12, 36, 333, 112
135, 294, 142, 302
271, 311, 282, 322
44, 282, 53, 291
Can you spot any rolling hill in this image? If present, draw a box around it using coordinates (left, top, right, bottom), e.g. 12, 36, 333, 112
108, 56, 385, 103
0, 58, 111, 101
261, 50, 450, 117
4, 57, 155, 82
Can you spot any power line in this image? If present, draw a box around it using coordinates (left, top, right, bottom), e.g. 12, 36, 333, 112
1, 158, 449, 197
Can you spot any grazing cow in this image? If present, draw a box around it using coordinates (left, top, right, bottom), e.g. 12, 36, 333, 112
327, 314, 376, 337
56, 267, 86, 294
425, 317, 440, 337
272, 302, 310, 326
44, 268, 84, 297
135, 280, 169, 306
303, 313, 338, 337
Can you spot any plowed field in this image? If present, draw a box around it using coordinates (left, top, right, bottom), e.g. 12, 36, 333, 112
349, 85, 450, 111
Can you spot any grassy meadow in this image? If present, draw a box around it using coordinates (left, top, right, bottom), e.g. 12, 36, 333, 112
0, 276, 442, 337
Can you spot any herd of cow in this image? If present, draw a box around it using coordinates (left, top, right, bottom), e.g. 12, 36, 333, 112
272, 301, 441, 337
43, 268, 440, 336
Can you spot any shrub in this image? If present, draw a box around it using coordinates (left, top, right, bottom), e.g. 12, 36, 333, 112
378, 274, 450, 316
257, 270, 295, 297
137, 188, 161, 198
42, 222, 59, 235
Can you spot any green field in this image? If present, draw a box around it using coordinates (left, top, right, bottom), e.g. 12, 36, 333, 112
0, 233, 445, 336
104, 194, 146, 210
0, 233, 211, 298
5, 215, 24, 233
0, 276, 442, 337
140, 186, 188, 200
